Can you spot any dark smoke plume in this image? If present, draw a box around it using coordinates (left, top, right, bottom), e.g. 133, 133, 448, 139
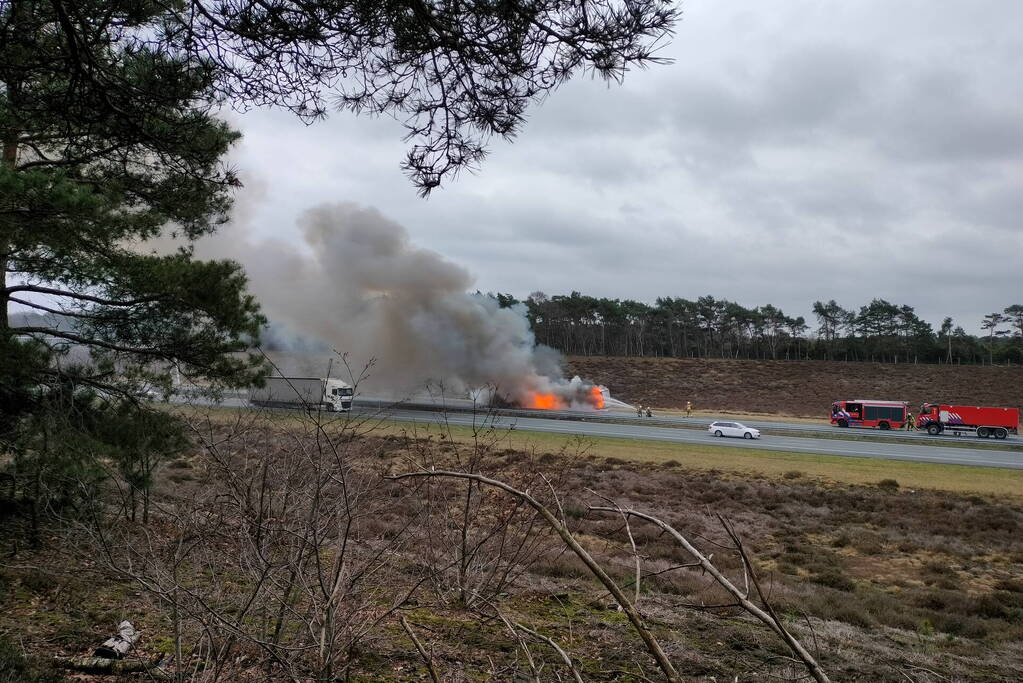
197, 202, 602, 407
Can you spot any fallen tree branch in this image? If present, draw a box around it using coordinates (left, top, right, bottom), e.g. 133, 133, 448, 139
399, 616, 441, 683
53, 656, 172, 679
494, 610, 541, 682
94, 620, 139, 659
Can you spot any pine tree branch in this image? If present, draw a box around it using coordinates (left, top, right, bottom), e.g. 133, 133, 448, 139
12, 327, 167, 356
8, 296, 115, 319
3, 284, 163, 307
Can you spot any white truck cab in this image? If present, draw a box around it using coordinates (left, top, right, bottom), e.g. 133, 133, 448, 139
249, 377, 354, 412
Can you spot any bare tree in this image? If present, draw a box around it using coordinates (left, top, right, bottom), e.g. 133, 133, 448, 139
389, 468, 684, 682
396, 394, 562, 609
588, 507, 831, 683
88, 373, 433, 680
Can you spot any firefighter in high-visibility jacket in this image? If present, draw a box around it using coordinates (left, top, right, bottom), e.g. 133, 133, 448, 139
905, 412, 915, 430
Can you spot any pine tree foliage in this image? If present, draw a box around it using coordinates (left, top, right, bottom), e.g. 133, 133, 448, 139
20, 0, 681, 192
1, 0, 266, 402
1, 1, 266, 517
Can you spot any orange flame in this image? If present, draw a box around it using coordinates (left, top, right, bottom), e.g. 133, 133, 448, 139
524, 392, 565, 410
520, 386, 606, 411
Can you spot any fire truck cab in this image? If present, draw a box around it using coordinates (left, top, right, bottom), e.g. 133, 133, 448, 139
831, 399, 908, 430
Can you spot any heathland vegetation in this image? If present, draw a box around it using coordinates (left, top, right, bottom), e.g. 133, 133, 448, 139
2, 409, 1022, 681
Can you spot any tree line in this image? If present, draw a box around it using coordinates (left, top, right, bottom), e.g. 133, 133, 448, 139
488, 292, 1023, 365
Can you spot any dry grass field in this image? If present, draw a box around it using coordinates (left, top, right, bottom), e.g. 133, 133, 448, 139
2, 411, 1021, 681
567, 356, 1023, 418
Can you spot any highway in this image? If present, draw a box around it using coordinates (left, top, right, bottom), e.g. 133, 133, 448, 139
348, 397, 1021, 448
182, 392, 1023, 470
634, 413, 1021, 445
349, 405, 1023, 470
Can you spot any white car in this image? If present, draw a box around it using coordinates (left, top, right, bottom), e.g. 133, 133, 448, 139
708, 421, 761, 439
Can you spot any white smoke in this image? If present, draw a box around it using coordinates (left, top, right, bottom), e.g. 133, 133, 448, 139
196, 202, 601, 407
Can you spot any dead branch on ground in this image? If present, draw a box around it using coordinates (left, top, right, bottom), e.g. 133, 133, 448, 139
53, 656, 171, 679
399, 616, 441, 683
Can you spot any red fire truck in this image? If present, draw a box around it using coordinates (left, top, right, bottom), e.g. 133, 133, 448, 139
830, 399, 908, 430
917, 403, 1019, 439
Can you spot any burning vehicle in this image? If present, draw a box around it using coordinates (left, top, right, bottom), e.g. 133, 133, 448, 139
482, 378, 609, 411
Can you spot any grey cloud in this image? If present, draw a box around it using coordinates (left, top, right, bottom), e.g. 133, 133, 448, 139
954, 181, 1023, 234
870, 67, 1023, 164
662, 43, 875, 145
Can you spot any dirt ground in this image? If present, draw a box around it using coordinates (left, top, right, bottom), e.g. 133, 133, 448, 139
2, 414, 1022, 681
566, 356, 1023, 417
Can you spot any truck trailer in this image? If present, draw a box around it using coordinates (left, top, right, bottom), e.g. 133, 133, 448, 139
249, 377, 354, 412
917, 403, 1019, 439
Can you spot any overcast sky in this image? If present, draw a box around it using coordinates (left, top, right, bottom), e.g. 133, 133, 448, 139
224, 0, 1023, 334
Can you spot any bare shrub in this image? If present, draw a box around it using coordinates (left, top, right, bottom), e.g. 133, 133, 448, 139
849, 529, 886, 555
393, 404, 563, 609
91, 399, 422, 680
